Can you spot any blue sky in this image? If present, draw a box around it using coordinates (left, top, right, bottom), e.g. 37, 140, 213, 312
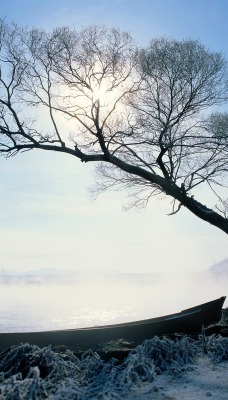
0, 0, 227, 274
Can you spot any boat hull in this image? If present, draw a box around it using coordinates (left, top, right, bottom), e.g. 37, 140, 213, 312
0, 296, 225, 351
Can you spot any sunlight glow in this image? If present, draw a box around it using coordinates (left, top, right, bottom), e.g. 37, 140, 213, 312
91, 79, 120, 109
92, 84, 110, 105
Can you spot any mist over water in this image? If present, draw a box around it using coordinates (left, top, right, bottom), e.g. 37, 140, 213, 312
0, 271, 227, 333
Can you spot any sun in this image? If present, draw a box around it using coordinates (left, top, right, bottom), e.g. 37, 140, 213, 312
89, 61, 125, 108
92, 81, 113, 106
92, 86, 106, 103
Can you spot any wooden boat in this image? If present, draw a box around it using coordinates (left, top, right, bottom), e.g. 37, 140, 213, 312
0, 296, 226, 352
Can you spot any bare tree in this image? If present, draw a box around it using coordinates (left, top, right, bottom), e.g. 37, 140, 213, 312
0, 21, 228, 233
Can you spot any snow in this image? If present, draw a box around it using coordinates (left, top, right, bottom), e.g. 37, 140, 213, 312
0, 336, 227, 399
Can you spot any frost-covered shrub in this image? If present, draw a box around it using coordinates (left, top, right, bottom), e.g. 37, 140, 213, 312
0, 337, 199, 399
0, 343, 80, 380
207, 335, 228, 363
116, 345, 156, 386
0, 345, 117, 400
130, 336, 198, 375
2, 367, 51, 400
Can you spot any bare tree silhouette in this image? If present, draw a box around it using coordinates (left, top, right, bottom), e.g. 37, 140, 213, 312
0, 22, 228, 233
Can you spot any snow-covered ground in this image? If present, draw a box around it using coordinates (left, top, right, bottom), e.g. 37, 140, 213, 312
129, 355, 228, 399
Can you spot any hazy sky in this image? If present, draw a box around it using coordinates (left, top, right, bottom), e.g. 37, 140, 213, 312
0, 0, 227, 274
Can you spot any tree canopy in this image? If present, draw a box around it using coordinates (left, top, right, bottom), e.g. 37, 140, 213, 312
0, 22, 228, 233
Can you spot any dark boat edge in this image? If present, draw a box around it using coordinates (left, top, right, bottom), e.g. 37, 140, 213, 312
0, 296, 226, 352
